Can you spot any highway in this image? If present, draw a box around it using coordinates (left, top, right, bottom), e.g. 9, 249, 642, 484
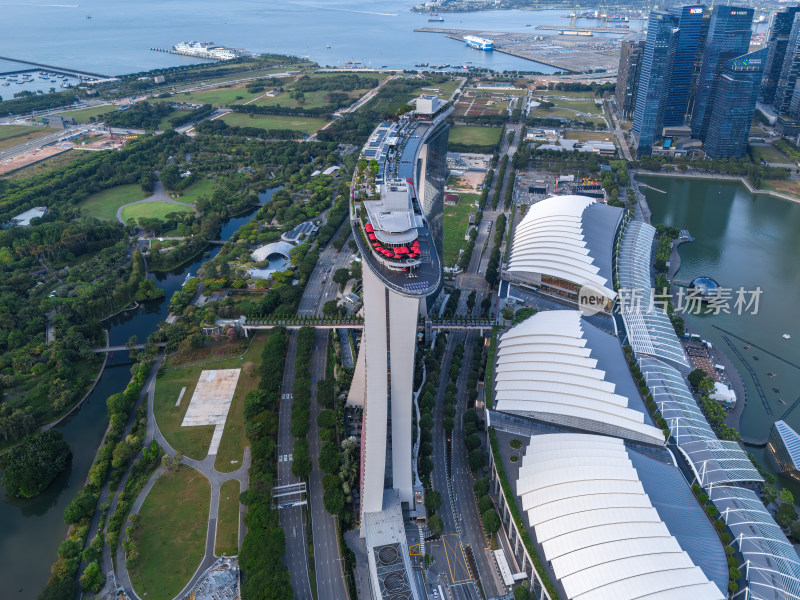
277, 331, 314, 600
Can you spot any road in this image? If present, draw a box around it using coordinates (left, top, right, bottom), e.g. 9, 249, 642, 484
277, 331, 314, 600
307, 328, 348, 599
605, 99, 633, 161
0, 125, 91, 160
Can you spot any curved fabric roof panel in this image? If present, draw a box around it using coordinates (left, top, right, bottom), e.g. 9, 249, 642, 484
508, 195, 622, 301
516, 433, 725, 600
709, 485, 800, 600
495, 310, 665, 446
622, 309, 690, 368
617, 220, 656, 300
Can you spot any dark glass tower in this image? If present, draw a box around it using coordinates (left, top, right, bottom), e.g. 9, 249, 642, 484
616, 39, 645, 120
691, 6, 754, 139
774, 13, 800, 118
633, 11, 679, 156
704, 49, 766, 158
761, 7, 800, 107
662, 5, 706, 127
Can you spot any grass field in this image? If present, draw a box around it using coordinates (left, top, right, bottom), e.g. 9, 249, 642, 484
159, 110, 191, 130
443, 196, 478, 267
54, 105, 116, 124
541, 90, 595, 99
250, 89, 356, 109
3, 148, 89, 180
174, 179, 214, 204
751, 144, 791, 164
423, 79, 461, 99
215, 479, 241, 556
536, 107, 605, 125
78, 184, 147, 222
173, 85, 260, 106
220, 112, 328, 135
564, 130, 615, 142
214, 334, 270, 472
121, 202, 194, 223
449, 125, 502, 146
154, 337, 266, 464
549, 99, 603, 114
762, 179, 800, 198
0, 125, 57, 151
129, 466, 210, 600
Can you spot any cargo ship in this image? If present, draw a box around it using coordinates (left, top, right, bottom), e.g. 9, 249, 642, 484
464, 35, 493, 50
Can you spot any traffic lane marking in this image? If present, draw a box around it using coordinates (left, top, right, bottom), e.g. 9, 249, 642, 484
442, 534, 471, 583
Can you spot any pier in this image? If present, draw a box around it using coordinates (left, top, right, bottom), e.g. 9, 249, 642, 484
0, 55, 110, 79
536, 24, 639, 34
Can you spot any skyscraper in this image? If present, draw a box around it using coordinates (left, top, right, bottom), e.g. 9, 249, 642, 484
773, 13, 800, 119
662, 5, 706, 127
761, 7, 800, 107
704, 48, 767, 158
633, 11, 679, 156
691, 6, 754, 139
616, 39, 645, 121
348, 97, 450, 522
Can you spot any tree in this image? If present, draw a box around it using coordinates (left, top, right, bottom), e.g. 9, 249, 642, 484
323, 485, 345, 515
318, 441, 340, 474
0, 430, 71, 498
79, 561, 104, 592
468, 448, 486, 471
428, 514, 444, 537
37, 577, 78, 600
478, 495, 493, 514
474, 477, 489, 497
790, 521, 800, 541
514, 585, 532, 600
688, 368, 706, 388
292, 439, 311, 478
332, 268, 350, 288
482, 508, 500, 537
111, 440, 132, 470
425, 490, 442, 514
465, 433, 481, 451
64, 489, 98, 524
322, 300, 340, 316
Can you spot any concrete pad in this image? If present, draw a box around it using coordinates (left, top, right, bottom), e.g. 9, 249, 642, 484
182, 369, 240, 456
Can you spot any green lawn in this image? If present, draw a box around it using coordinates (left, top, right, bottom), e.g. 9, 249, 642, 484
449, 125, 502, 146
751, 144, 791, 164
215, 479, 241, 556
542, 90, 595, 99
220, 113, 328, 135
549, 99, 603, 114
173, 85, 261, 106
78, 184, 147, 222
54, 105, 116, 124
155, 338, 265, 464
121, 202, 194, 224
536, 107, 605, 125
250, 89, 358, 109
0, 126, 57, 151
423, 79, 462, 99
564, 130, 615, 142
159, 110, 191, 130
214, 334, 270, 472
129, 466, 210, 600
443, 197, 478, 267
173, 179, 214, 204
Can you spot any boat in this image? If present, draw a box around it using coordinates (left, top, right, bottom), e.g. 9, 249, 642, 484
743, 345, 751, 350
779, 399, 787, 405
773, 388, 780, 393
753, 355, 760, 360
326, 43, 331, 49
526, 24, 532, 27
768, 372, 777, 377
783, 333, 791, 339
464, 35, 493, 51
182, 273, 193, 286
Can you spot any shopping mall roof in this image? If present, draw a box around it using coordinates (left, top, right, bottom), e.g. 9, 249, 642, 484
507, 195, 623, 301
494, 310, 664, 446
516, 433, 725, 600
709, 485, 800, 600
638, 356, 762, 486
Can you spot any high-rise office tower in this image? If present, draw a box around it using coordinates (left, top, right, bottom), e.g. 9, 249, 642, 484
773, 13, 800, 119
348, 96, 450, 523
633, 11, 679, 156
704, 48, 767, 158
662, 5, 706, 127
691, 6, 754, 139
761, 7, 800, 107
616, 39, 645, 120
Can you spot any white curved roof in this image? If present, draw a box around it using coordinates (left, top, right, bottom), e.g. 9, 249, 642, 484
517, 433, 725, 600
250, 240, 294, 262
508, 195, 617, 300
494, 311, 665, 445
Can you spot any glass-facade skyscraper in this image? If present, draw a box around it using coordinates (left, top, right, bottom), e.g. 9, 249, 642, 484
774, 13, 800, 120
761, 7, 800, 107
616, 39, 645, 121
704, 48, 767, 158
662, 5, 706, 127
691, 6, 754, 139
633, 11, 679, 156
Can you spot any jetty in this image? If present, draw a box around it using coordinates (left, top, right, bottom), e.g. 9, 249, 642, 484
0, 55, 111, 79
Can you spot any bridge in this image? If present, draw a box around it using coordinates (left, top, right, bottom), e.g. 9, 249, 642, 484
0, 55, 111, 79
93, 342, 166, 353
242, 318, 498, 333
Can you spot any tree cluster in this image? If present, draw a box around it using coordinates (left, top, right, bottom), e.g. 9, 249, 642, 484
0, 430, 70, 498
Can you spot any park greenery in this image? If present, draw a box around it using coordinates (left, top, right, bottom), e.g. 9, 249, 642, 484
0, 430, 71, 498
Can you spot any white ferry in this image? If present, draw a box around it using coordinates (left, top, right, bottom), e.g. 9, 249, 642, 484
464, 35, 493, 51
